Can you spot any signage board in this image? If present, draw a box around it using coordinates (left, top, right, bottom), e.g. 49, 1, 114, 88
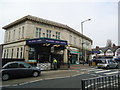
26, 38, 67, 45
28, 60, 37, 63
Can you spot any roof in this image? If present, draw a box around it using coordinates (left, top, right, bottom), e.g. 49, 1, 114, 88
2, 15, 92, 42
92, 46, 120, 53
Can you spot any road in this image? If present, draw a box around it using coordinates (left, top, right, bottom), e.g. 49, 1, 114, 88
2, 67, 120, 89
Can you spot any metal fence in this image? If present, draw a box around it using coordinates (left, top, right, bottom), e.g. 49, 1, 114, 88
81, 74, 120, 90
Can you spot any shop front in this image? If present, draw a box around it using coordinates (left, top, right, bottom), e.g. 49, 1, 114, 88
68, 47, 81, 64
26, 38, 67, 70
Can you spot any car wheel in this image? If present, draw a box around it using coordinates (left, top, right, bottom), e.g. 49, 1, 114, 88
33, 71, 39, 77
2, 74, 10, 81
116, 65, 118, 69
106, 65, 109, 69
98, 67, 100, 69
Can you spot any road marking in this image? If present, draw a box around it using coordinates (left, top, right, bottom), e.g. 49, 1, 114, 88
2, 72, 84, 87
104, 71, 119, 75
91, 74, 97, 76
95, 70, 111, 73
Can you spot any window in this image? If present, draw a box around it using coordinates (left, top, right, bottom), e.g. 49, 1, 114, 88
46, 30, 51, 38
6, 49, 8, 58
6, 31, 9, 42
74, 37, 76, 45
19, 28, 21, 39
13, 30, 15, 40
7, 63, 18, 68
79, 39, 81, 45
5, 31, 7, 42
69, 35, 72, 44
56, 32, 60, 39
11, 49, 14, 58
20, 47, 23, 58
35, 28, 41, 38
8, 31, 11, 41
22, 26, 24, 38
19, 64, 26, 68
29, 47, 35, 59
17, 48, 19, 58
4, 50, 6, 58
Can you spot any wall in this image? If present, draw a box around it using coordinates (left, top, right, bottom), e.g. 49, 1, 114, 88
26, 21, 92, 51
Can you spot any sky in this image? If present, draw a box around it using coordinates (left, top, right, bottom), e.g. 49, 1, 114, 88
0, 0, 119, 48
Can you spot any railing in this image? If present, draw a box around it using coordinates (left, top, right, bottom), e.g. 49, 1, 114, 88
81, 74, 120, 90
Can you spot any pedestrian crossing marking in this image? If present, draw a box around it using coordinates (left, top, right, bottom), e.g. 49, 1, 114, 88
95, 70, 111, 73
104, 71, 119, 75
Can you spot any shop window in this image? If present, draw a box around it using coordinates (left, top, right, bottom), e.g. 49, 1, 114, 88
3, 49, 6, 58
11, 49, 14, 58
20, 47, 23, 58
29, 48, 36, 59
6, 49, 8, 58
17, 48, 19, 58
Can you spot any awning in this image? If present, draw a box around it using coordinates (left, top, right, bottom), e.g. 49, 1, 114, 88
92, 51, 101, 54
26, 38, 67, 45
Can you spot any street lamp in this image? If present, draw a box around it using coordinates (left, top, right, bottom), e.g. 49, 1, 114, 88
81, 19, 91, 64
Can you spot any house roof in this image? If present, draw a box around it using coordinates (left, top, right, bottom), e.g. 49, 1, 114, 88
2, 15, 92, 42
92, 46, 120, 53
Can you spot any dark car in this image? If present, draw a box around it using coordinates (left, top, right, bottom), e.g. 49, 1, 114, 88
1, 61, 41, 81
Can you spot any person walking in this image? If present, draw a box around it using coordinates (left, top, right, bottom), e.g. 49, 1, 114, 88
53, 58, 57, 70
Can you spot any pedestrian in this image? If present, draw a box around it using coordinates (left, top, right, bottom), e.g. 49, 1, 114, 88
68, 55, 71, 68
53, 58, 57, 70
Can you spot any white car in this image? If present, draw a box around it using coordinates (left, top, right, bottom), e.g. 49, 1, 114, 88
97, 59, 118, 69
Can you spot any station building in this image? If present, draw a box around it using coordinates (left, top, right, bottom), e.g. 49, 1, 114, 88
2, 15, 92, 68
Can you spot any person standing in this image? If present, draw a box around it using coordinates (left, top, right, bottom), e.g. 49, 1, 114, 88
53, 58, 57, 70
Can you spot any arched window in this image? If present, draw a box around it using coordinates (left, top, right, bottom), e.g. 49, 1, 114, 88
105, 49, 114, 56
115, 48, 120, 56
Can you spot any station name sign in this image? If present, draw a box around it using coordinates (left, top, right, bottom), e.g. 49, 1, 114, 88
26, 38, 67, 45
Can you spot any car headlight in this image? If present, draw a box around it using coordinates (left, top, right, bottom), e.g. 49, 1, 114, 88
36, 67, 40, 69
104, 64, 108, 67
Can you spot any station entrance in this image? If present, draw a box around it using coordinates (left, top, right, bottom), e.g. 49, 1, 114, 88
26, 38, 67, 70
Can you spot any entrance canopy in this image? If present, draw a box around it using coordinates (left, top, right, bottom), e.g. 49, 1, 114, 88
26, 38, 67, 45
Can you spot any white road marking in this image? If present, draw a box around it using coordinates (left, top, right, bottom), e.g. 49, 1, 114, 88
95, 70, 111, 73
104, 71, 119, 75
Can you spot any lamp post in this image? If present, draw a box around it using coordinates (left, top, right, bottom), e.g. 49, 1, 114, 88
81, 19, 91, 64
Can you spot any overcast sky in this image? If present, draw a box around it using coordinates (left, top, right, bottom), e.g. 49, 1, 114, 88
0, 0, 119, 48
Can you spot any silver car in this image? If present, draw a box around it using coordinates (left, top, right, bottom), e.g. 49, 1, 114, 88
97, 59, 118, 69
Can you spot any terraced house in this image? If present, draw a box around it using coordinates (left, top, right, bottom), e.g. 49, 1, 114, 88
2, 15, 92, 69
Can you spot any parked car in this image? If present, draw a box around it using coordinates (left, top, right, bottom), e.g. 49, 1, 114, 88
1, 61, 41, 81
113, 56, 120, 64
97, 59, 118, 69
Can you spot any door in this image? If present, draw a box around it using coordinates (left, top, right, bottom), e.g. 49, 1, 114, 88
18, 63, 33, 77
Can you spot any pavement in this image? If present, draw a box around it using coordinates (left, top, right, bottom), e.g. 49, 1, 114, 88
2, 64, 93, 86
